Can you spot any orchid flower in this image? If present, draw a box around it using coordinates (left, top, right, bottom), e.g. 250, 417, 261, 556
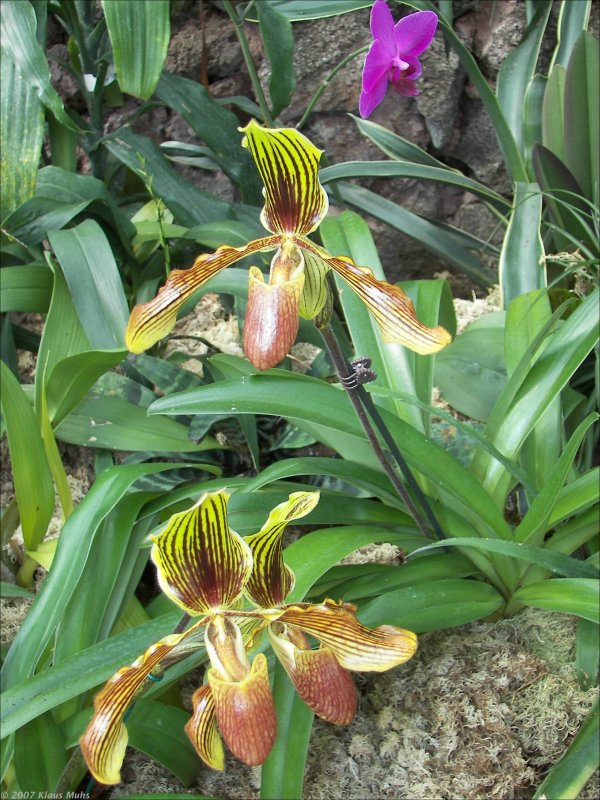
359, 2, 438, 118
80, 490, 417, 782
125, 120, 450, 369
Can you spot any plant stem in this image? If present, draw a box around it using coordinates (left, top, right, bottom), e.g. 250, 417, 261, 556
318, 323, 443, 541
223, 0, 274, 126
297, 46, 368, 130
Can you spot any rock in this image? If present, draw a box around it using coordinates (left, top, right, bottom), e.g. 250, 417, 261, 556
416, 35, 466, 150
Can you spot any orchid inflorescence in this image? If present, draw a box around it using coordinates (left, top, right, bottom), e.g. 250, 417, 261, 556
360, 2, 438, 118
125, 120, 451, 370
80, 490, 417, 782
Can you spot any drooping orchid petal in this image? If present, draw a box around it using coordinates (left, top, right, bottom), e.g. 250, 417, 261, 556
301, 241, 452, 354
241, 119, 329, 236
277, 600, 417, 672
269, 623, 358, 724
208, 651, 277, 766
150, 491, 252, 615
80, 627, 204, 784
185, 684, 225, 771
359, 3, 438, 117
125, 236, 281, 354
244, 491, 320, 608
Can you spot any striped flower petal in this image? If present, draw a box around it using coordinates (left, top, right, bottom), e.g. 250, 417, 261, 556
80, 626, 204, 784
125, 236, 280, 354
151, 491, 253, 615
184, 684, 225, 771
244, 491, 320, 608
277, 599, 417, 672
241, 120, 329, 236
299, 239, 452, 354
298, 250, 331, 320
269, 623, 358, 724
208, 652, 277, 766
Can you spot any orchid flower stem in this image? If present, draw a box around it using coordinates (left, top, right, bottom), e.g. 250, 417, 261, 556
223, 0, 274, 127
318, 323, 443, 541
297, 45, 369, 131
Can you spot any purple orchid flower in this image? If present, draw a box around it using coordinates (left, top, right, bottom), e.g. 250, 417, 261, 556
359, 1, 438, 118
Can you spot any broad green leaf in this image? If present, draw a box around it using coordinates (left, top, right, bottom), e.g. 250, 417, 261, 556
496, 0, 552, 157
334, 182, 494, 285
515, 413, 598, 546
533, 697, 599, 800
513, 578, 600, 622
576, 618, 599, 690
0, 265, 52, 313
0, 0, 78, 131
0, 582, 33, 599
261, 662, 313, 800
472, 289, 599, 501
13, 712, 67, 793
409, 538, 598, 579
55, 395, 218, 452
246, 0, 370, 22
522, 73, 546, 174
149, 371, 512, 539
320, 161, 509, 214
542, 65, 567, 161
551, 0, 592, 69
103, 127, 231, 226
358, 579, 505, 633
0, 49, 43, 221
0, 612, 180, 736
48, 220, 130, 349
548, 468, 599, 527
499, 183, 545, 307
256, 1, 296, 119
434, 313, 506, 423
564, 32, 599, 205
102, 0, 169, 100
0, 361, 54, 550
351, 115, 456, 169
240, 456, 400, 506
155, 74, 261, 202
320, 211, 423, 430
0, 464, 182, 689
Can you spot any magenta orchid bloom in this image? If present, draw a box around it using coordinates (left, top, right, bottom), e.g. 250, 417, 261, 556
359, 1, 438, 118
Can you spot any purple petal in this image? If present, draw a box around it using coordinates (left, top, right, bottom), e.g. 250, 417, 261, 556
361, 41, 392, 93
400, 54, 422, 81
393, 10, 438, 57
370, 0, 395, 58
359, 74, 389, 118
392, 76, 420, 97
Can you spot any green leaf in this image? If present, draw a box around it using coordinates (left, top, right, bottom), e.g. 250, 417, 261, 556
551, 0, 592, 69
0, 265, 52, 313
48, 219, 130, 349
102, 0, 169, 100
155, 74, 261, 202
409, 537, 599, 579
1, 612, 180, 736
0, 463, 182, 689
13, 712, 67, 793
576, 618, 599, 690
496, 1, 552, 157
320, 161, 509, 214
533, 697, 599, 800
246, 0, 371, 22
358, 579, 505, 633
564, 32, 599, 205
260, 662, 313, 800
0, 361, 54, 551
499, 183, 545, 307
55, 395, 218, 452
103, 127, 232, 226
0, 49, 44, 221
542, 64, 567, 161
434, 313, 506, 423
0, 582, 34, 599
255, 1, 296, 119
0, 0, 78, 131
549, 469, 600, 527
334, 182, 494, 285
351, 115, 456, 169
320, 211, 424, 431
513, 578, 600, 622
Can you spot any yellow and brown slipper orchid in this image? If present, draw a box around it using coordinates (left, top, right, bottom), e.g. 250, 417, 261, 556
125, 121, 451, 369
79, 489, 417, 784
